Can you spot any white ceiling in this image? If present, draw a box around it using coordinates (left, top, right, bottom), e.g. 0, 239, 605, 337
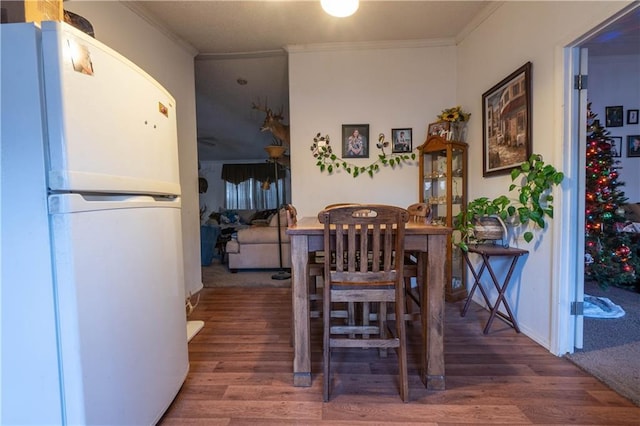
126, 1, 639, 162
130, 1, 492, 55
127, 0, 494, 162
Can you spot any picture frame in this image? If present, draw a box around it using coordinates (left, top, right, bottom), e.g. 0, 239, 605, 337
482, 61, 532, 177
605, 106, 623, 127
342, 124, 369, 158
609, 136, 622, 158
391, 128, 412, 153
427, 121, 450, 137
628, 135, 640, 158
627, 109, 639, 125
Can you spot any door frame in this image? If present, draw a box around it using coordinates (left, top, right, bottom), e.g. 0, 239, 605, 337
552, 3, 639, 356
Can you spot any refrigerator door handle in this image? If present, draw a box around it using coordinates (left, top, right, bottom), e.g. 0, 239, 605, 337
49, 193, 181, 214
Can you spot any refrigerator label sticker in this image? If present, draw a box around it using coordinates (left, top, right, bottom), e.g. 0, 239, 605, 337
67, 39, 94, 76
159, 102, 169, 118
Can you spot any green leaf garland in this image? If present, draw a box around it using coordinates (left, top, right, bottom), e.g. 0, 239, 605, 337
310, 132, 416, 178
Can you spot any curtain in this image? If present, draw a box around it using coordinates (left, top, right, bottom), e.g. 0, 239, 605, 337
222, 163, 287, 210
221, 163, 284, 184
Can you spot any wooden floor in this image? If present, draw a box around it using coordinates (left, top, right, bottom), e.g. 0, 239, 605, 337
159, 287, 640, 425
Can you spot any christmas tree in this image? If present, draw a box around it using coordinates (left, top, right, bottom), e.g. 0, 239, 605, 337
584, 103, 639, 290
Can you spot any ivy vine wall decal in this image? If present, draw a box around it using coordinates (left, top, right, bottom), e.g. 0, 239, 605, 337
310, 132, 416, 178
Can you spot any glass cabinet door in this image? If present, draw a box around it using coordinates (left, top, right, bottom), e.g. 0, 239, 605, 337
450, 145, 465, 294
423, 150, 449, 225
419, 135, 468, 302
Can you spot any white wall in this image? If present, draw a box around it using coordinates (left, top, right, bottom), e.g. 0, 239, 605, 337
199, 161, 227, 217
64, 0, 634, 355
456, 1, 632, 350
288, 42, 457, 218
588, 54, 640, 202
65, 1, 203, 297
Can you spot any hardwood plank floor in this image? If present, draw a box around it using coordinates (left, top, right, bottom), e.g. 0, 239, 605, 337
159, 287, 640, 425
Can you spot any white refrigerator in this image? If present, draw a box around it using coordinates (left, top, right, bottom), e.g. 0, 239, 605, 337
1, 21, 189, 425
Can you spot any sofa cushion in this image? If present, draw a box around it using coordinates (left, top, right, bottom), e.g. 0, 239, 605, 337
250, 208, 277, 226
268, 208, 288, 227
237, 209, 257, 224
236, 226, 289, 244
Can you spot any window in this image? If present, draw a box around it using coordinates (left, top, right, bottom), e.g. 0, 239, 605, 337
225, 178, 285, 210
221, 162, 287, 210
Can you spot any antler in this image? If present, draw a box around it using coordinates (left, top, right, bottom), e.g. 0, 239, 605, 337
275, 105, 284, 120
251, 101, 268, 113
252, 99, 290, 147
252, 98, 273, 114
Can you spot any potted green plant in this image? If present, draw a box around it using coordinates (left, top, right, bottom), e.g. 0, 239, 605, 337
455, 154, 564, 251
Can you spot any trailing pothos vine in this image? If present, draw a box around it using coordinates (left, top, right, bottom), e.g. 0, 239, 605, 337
310, 132, 416, 178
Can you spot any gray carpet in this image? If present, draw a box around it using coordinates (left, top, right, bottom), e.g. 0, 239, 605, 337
566, 281, 640, 407
201, 260, 291, 288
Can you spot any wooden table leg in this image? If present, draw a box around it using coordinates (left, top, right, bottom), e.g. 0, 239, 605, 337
291, 234, 312, 386
421, 234, 446, 390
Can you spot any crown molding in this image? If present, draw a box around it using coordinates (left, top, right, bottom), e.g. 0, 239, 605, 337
196, 50, 287, 61
455, 1, 504, 44
121, 1, 199, 57
285, 37, 456, 54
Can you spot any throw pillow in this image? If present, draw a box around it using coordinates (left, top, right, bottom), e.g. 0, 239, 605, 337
250, 209, 277, 225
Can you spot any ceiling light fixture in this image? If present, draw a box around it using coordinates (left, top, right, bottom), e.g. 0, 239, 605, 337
321, 0, 359, 18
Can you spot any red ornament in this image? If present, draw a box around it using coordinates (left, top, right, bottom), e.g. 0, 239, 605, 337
616, 245, 631, 257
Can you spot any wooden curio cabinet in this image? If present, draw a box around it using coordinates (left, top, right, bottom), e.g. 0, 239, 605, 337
418, 135, 468, 302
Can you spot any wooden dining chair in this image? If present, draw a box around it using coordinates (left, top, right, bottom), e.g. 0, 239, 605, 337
310, 203, 364, 321
318, 204, 409, 402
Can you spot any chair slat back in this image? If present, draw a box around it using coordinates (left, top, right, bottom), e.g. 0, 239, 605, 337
319, 204, 409, 286
318, 204, 411, 402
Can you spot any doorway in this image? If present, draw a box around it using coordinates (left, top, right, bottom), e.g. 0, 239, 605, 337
556, 4, 640, 355
558, 4, 640, 353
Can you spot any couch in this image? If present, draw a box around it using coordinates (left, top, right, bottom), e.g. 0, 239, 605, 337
219, 208, 291, 272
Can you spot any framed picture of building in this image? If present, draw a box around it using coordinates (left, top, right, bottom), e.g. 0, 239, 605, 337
482, 62, 532, 176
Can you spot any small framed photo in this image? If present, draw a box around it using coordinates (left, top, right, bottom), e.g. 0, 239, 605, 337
627, 109, 639, 125
427, 121, 450, 137
605, 106, 624, 127
609, 137, 622, 158
391, 128, 412, 153
342, 124, 369, 158
628, 135, 640, 157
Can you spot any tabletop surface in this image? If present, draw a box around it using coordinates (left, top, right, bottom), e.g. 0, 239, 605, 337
287, 216, 452, 235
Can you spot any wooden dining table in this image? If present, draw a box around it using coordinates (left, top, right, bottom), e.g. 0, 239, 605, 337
286, 216, 452, 390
